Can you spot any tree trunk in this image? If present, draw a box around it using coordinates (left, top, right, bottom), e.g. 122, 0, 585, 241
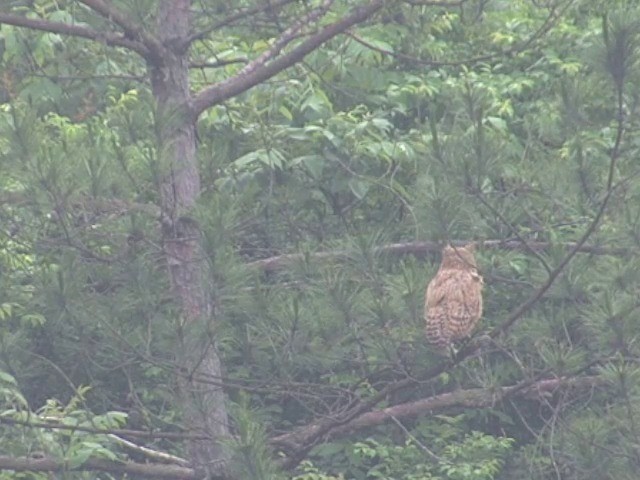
150, 1, 230, 477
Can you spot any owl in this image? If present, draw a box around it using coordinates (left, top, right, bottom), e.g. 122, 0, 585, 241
425, 244, 483, 351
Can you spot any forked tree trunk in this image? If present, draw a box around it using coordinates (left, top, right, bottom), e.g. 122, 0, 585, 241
150, 1, 230, 477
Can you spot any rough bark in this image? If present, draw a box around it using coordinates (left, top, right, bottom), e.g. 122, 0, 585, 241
150, 1, 230, 477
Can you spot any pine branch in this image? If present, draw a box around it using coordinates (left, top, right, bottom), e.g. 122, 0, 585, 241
0, 416, 208, 441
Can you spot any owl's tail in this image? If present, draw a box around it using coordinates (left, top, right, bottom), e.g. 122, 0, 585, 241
425, 315, 451, 353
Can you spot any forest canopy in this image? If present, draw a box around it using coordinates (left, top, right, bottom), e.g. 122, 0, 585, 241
1, 1, 640, 479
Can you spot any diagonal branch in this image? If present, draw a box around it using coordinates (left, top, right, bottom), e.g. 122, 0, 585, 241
108, 433, 190, 466
271, 375, 605, 452
187, 0, 298, 44
77, 0, 165, 61
0, 12, 149, 57
348, 0, 571, 68
1, 375, 604, 477
191, 0, 386, 117
489, 68, 625, 339
234, 0, 335, 80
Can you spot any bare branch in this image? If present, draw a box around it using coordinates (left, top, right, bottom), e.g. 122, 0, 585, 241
402, 0, 465, 5
28, 72, 145, 82
189, 58, 248, 69
0, 373, 607, 475
0, 12, 149, 57
247, 240, 628, 273
0, 416, 209, 441
272, 375, 605, 451
191, 0, 386, 117
107, 434, 191, 467
0, 455, 200, 480
0, 192, 160, 218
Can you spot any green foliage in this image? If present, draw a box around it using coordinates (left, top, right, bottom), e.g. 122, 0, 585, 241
3, 0, 640, 479
228, 396, 284, 480
299, 429, 513, 480
0, 375, 127, 479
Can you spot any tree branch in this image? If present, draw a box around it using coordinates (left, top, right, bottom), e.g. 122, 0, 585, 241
1, 189, 624, 268
271, 375, 605, 451
265, 152, 625, 463
233, 0, 335, 78
0, 12, 149, 57
0, 375, 605, 477
267, 55, 628, 464
187, 0, 298, 44
191, 0, 386, 117
489, 66, 625, 339
247, 240, 628, 273
107, 433, 191, 466
77, 0, 165, 61
0, 455, 201, 480
403, 0, 465, 5
189, 58, 247, 69
347, 0, 569, 68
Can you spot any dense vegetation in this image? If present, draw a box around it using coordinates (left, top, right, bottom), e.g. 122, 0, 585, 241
1, 1, 640, 478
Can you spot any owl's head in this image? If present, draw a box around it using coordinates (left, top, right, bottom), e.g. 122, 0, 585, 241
441, 244, 478, 269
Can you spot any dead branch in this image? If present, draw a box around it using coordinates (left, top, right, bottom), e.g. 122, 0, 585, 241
0, 416, 208, 441
271, 375, 605, 452
107, 434, 191, 467
0, 455, 200, 480
1, 375, 605, 478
